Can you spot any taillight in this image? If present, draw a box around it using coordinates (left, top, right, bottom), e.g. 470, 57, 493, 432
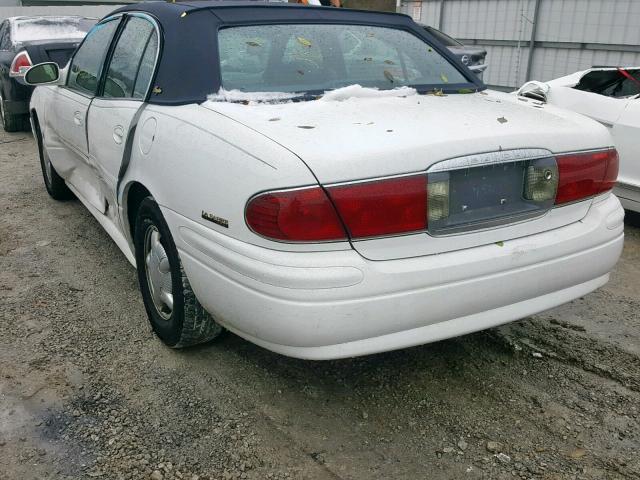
327, 175, 427, 238
246, 175, 427, 242
245, 149, 618, 243
555, 149, 619, 205
10, 51, 32, 77
246, 187, 347, 241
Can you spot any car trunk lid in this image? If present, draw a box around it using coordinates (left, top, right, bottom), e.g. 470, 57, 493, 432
203, 90, 613, 259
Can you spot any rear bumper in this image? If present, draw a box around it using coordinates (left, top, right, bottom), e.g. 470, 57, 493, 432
166, 194, 624, 359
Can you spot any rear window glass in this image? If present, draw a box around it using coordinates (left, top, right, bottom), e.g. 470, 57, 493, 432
576, 69, 640, 98
13, 17, 94, 43
218, 24, 468, 93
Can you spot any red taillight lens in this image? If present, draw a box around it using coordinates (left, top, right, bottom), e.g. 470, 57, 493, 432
555, 149, 619, 205
246, 187, 347, 241
246, 175, 428, 242
327, 175, 427, 238
10, 52, 32, 77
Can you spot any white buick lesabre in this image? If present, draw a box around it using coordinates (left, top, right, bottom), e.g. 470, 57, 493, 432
26, 1, 624, 359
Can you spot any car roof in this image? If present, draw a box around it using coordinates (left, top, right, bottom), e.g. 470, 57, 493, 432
100, 0, 482, 106
111, 0, 410, 24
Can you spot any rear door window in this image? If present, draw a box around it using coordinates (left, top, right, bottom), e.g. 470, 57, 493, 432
103, 16, 158, 99
67, 19, 119, 96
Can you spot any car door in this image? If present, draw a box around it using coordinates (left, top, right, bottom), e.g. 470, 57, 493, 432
46, 18, 120, 211
86, 14, 159, 213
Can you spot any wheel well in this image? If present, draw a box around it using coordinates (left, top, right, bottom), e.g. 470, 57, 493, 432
126, 182, 152, 239
31, 109, 43, 151
31, 109, 39, 131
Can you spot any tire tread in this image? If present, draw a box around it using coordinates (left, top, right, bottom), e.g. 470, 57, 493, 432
2, 110, 24, 132
173, 265, 223, 348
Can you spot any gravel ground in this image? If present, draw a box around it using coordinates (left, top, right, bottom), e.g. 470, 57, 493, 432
1, 128, 639, 480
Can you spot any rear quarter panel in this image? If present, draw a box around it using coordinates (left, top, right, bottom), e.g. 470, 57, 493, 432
121, 104, 352, 253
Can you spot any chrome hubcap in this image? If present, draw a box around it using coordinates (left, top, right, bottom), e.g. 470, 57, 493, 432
144, 226, 173, 320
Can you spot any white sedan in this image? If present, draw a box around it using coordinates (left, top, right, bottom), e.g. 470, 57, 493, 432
518, 67, 640, 213
26, 1, 624, 359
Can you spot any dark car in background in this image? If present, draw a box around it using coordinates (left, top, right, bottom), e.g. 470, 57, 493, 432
0, 16, 95, 132
420, 24, 487, 79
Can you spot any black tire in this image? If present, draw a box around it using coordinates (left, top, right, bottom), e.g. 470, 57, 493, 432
33, 116, 73, 200
0, 98, 25, 132
134, 197, 223, 348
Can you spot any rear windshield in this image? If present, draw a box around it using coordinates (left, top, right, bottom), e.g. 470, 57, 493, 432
218, 24, 469, 94
13, 17, 94, 43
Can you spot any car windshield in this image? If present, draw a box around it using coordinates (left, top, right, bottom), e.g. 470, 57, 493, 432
218, 24, 469, 94
13, 17, 94, 43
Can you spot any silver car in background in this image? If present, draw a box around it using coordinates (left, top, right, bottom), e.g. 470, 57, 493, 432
420, 24, 487, 79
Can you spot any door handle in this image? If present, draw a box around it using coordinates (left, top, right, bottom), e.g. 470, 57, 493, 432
113, 126, 124, 145
73, 111, 82, 126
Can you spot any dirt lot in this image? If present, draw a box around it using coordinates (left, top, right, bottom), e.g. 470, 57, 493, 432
1, 127, 639, 480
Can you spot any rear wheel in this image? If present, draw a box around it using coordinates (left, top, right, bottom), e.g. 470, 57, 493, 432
134, 197, 223, 348
0, 97, 26, 132
33, 116, 73, 200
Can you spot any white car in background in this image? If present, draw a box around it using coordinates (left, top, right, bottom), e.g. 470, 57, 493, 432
26, 2, 624, 360
518, 67, 640, 213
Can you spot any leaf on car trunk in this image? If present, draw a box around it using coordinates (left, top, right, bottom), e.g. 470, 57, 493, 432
383, 70, 395, 83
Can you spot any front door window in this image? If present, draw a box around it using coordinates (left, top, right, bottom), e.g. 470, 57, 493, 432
67, 19, 119, 96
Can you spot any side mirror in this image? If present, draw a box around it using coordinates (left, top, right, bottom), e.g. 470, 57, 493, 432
517, 81, 550, 102
24, 62, 60, 85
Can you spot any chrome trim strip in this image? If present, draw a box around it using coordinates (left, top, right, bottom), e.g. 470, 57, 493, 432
427, 148, 553, 173
326, 171, 426, 188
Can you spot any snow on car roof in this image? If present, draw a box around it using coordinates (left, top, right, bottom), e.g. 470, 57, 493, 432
9, 16, 95, 43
